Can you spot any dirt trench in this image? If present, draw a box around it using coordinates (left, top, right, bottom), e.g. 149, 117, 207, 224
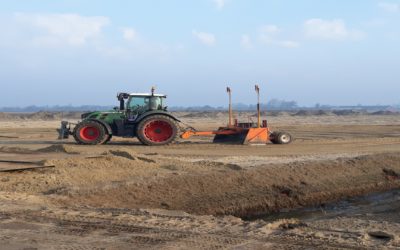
52, 153, 400, 218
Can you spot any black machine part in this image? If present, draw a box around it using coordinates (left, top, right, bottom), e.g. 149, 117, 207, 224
57, 121, 71, 139
117, 92, 130, 110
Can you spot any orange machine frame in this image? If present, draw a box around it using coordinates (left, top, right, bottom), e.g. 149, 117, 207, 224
180, 85, 272, 145
180, 124, 271, 145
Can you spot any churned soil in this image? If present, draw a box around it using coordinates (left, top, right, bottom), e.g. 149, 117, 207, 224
0, 114, 400, 249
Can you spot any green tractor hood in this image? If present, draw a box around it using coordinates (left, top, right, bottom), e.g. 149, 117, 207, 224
81, 110, 125, 124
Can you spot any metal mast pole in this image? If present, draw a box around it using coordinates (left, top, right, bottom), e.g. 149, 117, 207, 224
255, 84, 260, 128
227, 87, 232, 126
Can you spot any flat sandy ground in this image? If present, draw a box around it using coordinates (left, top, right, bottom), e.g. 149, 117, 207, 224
0, 113, 400, 249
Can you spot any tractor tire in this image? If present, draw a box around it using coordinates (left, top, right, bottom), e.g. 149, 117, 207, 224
270, 131, 292, 144
136, 115, 178, 146
73, 120, 107, 145
101, 134, 112, 144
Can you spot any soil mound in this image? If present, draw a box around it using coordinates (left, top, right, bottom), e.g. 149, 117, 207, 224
371, 110, 399, 116
292, 110, 332, 116
26, 111, 82, 120
26, 112, 59, 120
0, 113, 14, 120
181, 111, 226, 119
292, 110, 312, 116
266, 111, 290, 117
0, 111, 83, 121
36, 144, 79, 154
0, 146, 35, 154
314, 110, 333, 116
101, 148, 156, 163
332, 110, 366, 116
106, 149, 136, 160
267, 219, 306, 230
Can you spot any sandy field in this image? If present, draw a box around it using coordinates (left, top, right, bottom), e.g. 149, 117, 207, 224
0, 112, 400, 249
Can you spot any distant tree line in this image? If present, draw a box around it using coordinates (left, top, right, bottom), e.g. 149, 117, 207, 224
170, 99, 299, 111
0, 105, 113, 112
0, 100, 398, 112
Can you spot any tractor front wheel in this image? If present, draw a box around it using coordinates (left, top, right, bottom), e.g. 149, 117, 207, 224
73, 120, 107, 145
102, 134, 112, 144
136, 115, 178, 146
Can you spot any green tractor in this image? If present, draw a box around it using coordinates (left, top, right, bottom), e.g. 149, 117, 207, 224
59, 88, 180, 146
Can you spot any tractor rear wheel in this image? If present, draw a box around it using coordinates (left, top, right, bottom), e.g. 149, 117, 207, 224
73, 120, 107, 145
136, 115, 178, 146
270, 131, 292, 144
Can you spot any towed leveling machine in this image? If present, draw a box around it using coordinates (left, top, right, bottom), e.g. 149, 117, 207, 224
180, 85, 292, 145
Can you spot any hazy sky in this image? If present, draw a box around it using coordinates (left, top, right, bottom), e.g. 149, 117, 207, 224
0, 0, 399, 107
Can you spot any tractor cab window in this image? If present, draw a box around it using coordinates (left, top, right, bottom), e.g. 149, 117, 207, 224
128, 96, 146, 109
127, 96, 164, 116
127, 96, 148, 115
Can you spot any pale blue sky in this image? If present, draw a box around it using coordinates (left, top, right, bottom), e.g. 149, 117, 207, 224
0, 0, 399, 107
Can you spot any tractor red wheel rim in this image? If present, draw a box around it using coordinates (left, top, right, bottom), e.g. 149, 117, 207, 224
144, 120, 173, 142
80, 126, 100, 141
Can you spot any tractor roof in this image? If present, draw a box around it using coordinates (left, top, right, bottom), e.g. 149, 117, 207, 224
129, 93, 166, 97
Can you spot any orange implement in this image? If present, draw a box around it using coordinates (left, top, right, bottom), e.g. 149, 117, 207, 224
180, 127, 238, 139
243, 127, 269, 144
180, 126, 270, 145
179, 85, 292, 145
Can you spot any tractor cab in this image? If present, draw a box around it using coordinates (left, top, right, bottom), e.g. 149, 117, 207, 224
127, 93, 166, 112
117, 92, 167, 121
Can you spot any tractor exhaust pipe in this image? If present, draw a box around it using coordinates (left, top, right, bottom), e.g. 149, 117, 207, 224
117, 92, 130, 110
119, 99, 125, 110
